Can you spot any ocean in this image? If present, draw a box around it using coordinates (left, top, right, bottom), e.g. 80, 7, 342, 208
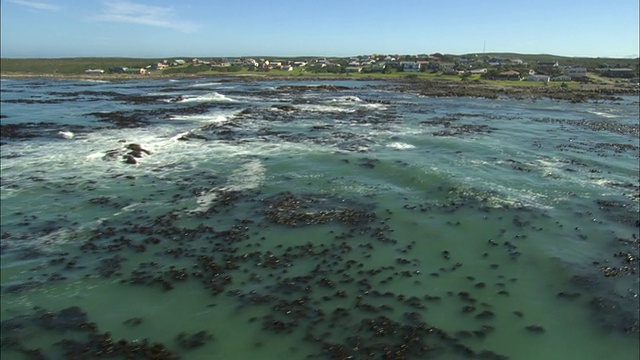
1, 77, 638, 360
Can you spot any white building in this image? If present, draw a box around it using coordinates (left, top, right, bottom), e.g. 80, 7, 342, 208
400, 61, 420, 72
528, 74, 550, 83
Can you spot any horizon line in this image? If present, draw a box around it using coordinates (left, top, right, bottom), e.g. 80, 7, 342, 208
2, 52, 639, 60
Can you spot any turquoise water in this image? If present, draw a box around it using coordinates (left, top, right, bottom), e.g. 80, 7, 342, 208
1, 77, 638, 359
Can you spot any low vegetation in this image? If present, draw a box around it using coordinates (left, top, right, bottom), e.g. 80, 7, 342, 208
0, 57, 159, 75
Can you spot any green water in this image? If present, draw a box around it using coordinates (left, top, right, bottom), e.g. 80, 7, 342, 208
1, 78, 638, 359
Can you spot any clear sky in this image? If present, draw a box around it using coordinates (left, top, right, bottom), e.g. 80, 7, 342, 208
1, 0, 639, 58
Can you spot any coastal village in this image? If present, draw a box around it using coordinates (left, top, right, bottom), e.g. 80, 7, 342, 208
84, 53, 640, 84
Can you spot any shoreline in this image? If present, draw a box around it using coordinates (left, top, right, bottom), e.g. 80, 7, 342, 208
2, 72, 638, 102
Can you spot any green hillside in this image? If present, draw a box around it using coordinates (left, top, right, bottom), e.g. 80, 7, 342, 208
475, 53, 638, 69
0, 57, 162, 74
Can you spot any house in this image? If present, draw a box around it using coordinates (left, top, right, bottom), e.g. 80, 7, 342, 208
469, 68, 487, 74
153, 62, 169, 70
600, 68, 635, 78
537, 61, 559, 68
369, 64, 386, 72
172, 59, 186, 66
281, 65, 294, 71
528, 74, 550, 83
123, 67, 146, 75
536, 61, 559, 74
553, 75, 572, 81
211, 58, 231, 67
400, 61, 420, 72
243, 58, 258, 67
496, 70, 522, 81
439, 63, 455, 71
345, 66, 363, 73
563, 67, 587, 79
84, 69, 105, 74
417, 60, 429, 68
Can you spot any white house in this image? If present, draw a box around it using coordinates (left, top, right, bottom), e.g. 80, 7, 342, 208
528, 74, 550, 83
400, 61, 420, 72
243, 58, 258, 67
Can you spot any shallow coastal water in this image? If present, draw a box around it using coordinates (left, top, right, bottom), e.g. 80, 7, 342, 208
1, 77, 638, 359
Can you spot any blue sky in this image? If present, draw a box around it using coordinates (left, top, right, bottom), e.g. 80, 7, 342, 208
1, 0, 639, 58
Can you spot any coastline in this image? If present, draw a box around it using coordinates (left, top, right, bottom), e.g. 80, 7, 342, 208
2, 71, 638, 102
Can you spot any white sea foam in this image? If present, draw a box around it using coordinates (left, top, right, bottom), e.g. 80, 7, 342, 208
36, 228, 76, 250
386, 142, 416, 150
179, 92, 236, 103
58, 131, 74, 139
169, 112, 231, 124
80, 79, 110, 84
330, 96, 363, 103
473, 181, 557, 210
591, 178, 611, 186
189, 82, 222, 87
190, 159, 266, 213
296, 104, 355, 113
329, 96, 387, 110
535, 158, 564, 169
588, 110, 618, 118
